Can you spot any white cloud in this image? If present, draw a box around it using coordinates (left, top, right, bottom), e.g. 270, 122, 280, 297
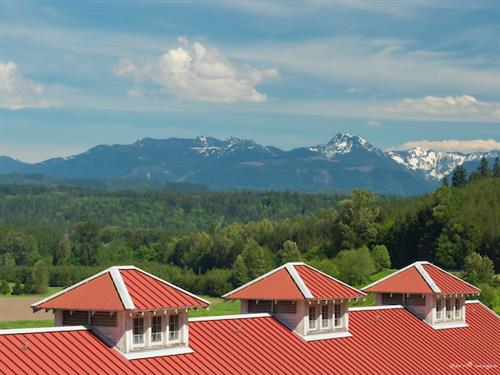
395, 139, 500, 153
374, 95, 500, 122
0, 61, 57, 110
347, 87, 367, 94
113, 37, 278, 103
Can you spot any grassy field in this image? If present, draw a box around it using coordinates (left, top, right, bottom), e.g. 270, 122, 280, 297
4, 285, 63, 298
0, 320, 54, 330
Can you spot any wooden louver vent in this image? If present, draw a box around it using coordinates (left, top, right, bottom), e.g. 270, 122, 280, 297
91, 311, 117, 327
63, 310, 89, 325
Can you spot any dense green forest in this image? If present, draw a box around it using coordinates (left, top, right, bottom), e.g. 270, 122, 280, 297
0, 160, 498, 308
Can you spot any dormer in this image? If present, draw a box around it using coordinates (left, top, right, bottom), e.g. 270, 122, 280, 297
362, 261, 480, 329
31, 266, 210, 359
223, 262, 365, 341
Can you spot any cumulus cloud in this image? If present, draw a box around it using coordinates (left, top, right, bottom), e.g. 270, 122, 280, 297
374, 95, 500, 122
0, 61, 57, 110
113, 37, 278, 103
396, 139, 500, 153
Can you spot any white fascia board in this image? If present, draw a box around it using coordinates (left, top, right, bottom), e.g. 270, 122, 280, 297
361, 262, 422, 292
301, 331, 352, 341
415, 262, 441, 293
221, 264, 289, 298
110, 267, 135, 310
124, 346, 193, 360
300, 264, 366, 298
286, 264, 314, 299
189, 313, 271, 323
0, 325, 87, 336
429, 322, 468, 330
127, 266, 211, 306
31, 267, 112, 309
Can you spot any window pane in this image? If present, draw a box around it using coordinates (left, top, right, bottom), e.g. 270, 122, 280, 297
321, 305, 329, 328
436, 300, 442, 320
133, 317, 144, 345
169, 314, 180, 341
454, 299, 461, 318
445, 299, 451, 319
151, 316, 162, 343
308, 306, 316, 330
334, 304, 342, 327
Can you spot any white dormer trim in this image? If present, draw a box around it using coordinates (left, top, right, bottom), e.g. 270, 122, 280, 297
301, 331, 352, 341
123, 345, 193, 360
110, 267, 135, 309
414, 262, 441, 293
286, 264, 314, 299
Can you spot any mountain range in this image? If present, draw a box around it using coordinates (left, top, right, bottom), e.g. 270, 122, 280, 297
1, 133, 498, 195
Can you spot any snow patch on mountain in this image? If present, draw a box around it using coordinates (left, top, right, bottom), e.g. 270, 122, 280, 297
311, 132, 383, 159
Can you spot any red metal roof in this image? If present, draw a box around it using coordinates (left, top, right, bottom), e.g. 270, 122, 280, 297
120, 269, 209, 310
422, 263, 480, 295
1, 302, 497, 374
224, 263, 364, 301
224, 268, 304, 300
295, 265, 365, 300
32, 266, 209, 312
363, 261, 480, 296
35, 273, 125, 311
363, 266, 434, 294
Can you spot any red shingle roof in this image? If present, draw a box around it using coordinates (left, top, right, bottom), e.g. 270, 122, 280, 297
32, 266, 209, 312
1, 302, 497, 374
362, 261, 480, 296
224, 263, 365, 301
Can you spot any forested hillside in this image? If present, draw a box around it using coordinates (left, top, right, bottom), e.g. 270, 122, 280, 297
0, 166, 498, 309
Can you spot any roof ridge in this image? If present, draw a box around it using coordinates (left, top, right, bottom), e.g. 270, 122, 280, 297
222, 264, 289, 298
0, 325, 87, 336
126, 266, 211, 306
361, 261, 428, 291
285, 264, 313, 299
423, 263, 481, 294
414, 262, 441, 293
299, 263, 366, 298
109, 266, 135, 309
31, 267, 113, 310
189, 313, 271, 322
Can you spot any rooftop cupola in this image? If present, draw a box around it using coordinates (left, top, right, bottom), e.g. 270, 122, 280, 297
32, 266, 210, 359
223, 262, 365, 341
362, 261, 480, 329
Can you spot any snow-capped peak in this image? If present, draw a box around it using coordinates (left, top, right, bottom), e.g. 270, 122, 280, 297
310, 132, 380, 159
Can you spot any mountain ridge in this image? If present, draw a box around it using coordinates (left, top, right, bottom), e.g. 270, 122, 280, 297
1, 133, 497, 195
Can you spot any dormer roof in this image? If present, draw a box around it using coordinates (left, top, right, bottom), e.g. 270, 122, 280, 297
223, 262, 365, 301
362, 261, 480, 295
32, 266, 210, 312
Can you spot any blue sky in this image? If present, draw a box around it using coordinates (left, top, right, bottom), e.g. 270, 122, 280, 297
0, 0, 499, 162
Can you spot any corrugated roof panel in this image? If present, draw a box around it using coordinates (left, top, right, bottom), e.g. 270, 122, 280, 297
363, 266, 434, 294
422, 264, 480, 295
1, 303, 497, 374
120, 269, 208, 310
224, 267, 304, 300
36, 273, 124, 311
294, 265, 365, 299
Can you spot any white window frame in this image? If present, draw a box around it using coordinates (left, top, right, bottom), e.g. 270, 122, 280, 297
436, 299, 442, 321
321, 304, 330, 330
151, 315, 163, 345
132, 316, 145, 347
445, 299, 452, 320
168, 314, 181, 344
454, 299, 461, 319
333, 304, 342, 328
308, 306, 318, 331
